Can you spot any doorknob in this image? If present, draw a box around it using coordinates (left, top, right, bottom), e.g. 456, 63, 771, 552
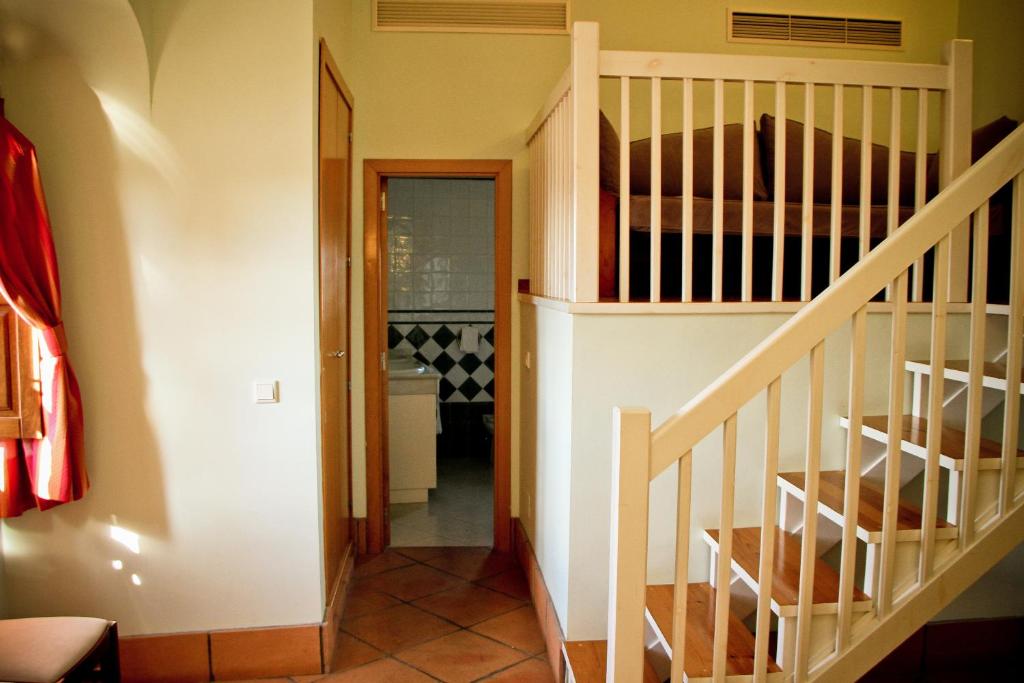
328, 350, 346, 358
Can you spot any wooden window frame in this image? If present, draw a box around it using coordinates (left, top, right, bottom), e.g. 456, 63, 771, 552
0, 303, 42, 439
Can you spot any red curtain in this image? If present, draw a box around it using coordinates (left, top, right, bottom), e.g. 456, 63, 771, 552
0, 117, 87, 517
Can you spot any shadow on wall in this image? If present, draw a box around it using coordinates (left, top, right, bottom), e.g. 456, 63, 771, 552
0, 42, 168, 625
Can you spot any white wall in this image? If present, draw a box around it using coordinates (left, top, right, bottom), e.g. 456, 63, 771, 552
518, 304, 574, 628
554, 309, 975, 640
0, 0, 325, 634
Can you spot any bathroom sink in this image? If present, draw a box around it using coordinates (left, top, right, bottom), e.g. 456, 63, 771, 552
389, 355, 429, 377
388, 353, 441, 395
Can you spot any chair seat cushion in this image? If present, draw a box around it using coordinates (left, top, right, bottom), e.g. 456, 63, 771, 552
0, 617, 111, 683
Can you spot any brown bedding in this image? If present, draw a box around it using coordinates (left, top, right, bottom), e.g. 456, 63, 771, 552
628, 195, 911, 238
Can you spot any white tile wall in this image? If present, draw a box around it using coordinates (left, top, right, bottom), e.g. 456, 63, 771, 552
387, 178, 495, 312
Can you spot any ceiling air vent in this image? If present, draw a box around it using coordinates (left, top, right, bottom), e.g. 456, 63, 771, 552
374, 0, 570, 35
728, 10, 902, 49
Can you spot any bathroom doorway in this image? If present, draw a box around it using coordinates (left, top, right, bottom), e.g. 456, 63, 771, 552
363, 160, 512, 554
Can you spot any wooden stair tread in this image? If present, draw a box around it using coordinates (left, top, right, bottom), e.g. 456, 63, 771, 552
705, 526, 871, 610
646, 582, 782, 677
859, 414, 1017, 464
778, 470, 955, 535
563, 639, 661, 683
906, 358, 1024, 392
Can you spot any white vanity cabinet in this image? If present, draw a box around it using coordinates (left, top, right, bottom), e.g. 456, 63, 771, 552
388, 358, 440, 503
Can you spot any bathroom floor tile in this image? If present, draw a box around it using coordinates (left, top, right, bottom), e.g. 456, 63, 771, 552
341, 603, 458, 653
412, 583, 523, 627
470, 606, 546, 655
390, 451, 493, 548
394, 630, 526, 683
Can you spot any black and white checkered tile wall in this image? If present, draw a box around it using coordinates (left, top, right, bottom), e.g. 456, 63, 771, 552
388, 323, 495, 403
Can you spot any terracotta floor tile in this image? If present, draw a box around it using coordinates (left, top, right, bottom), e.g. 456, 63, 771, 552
476, 568, 531, 601
395, 630, 527, 683
331, 633, 383, 673
392, 546, 450, 562
317, 657, 435, 682
422, 548, 517, 581
217, 679, 292, 683
354, 550, 415, 578
343, 586, 402, 621
481, 657, 556, 682
470, 606, 546, 655
291, 676, 325, 682
356, 563, 466, 601
342, 603, 458, 653
412, 583, 524, 627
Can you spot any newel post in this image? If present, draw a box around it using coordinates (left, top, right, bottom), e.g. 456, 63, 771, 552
942, 39, 972, 302
571, 21, 600, 303
607, 407, 651, 682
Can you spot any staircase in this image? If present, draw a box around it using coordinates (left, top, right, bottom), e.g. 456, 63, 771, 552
571, 125, 1024, 682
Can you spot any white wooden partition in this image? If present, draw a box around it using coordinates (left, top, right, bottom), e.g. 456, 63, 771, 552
606, 123, 1024, 682
528, 23, 601, 303
527, 23, 975, 305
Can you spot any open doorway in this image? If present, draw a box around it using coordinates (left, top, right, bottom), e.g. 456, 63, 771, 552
363, 160, 512, 554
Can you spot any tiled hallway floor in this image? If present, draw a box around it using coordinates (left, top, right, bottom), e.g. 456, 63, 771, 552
322, 547, 553, 682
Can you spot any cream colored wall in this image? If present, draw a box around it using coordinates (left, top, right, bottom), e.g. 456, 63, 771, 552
588, 0, 958, 147
0, 0, 325, 634
518, 304, 574, 627
342, 0, 567, 518
958, 0, 1024, 124
558, 310, 976, 640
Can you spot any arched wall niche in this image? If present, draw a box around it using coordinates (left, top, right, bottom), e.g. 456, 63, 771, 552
0, 0, 149, 111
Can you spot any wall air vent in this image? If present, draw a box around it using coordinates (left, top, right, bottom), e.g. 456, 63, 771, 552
373, 0, 570, 35
728, 10, 902, 49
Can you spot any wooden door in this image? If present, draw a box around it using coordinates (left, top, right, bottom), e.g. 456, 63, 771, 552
319, 43, 353, 599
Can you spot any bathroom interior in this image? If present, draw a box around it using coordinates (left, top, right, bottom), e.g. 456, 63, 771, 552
386, 177, 496, 547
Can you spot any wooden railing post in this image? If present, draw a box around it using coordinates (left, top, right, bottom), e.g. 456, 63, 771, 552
571, 21, 600, 303
942, 39, 972, 302
607, 407, 651, 682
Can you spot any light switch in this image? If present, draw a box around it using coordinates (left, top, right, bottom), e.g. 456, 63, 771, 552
254, 381, 278, 403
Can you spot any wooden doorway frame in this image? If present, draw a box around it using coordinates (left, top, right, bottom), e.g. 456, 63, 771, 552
363, 159, 513, 554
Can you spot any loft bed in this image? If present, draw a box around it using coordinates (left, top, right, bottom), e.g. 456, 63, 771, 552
526, 22, 1020, 307
595, 113, 1017, 302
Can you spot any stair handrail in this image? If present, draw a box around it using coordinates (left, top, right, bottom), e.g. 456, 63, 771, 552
648, 123, 1024, 479
607, 122, 1024, 683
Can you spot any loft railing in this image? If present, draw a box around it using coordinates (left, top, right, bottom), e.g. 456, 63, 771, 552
606, 123, 1024, 681
526, 22, 974, 305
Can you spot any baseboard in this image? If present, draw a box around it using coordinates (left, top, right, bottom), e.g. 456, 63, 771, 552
120, 542, 358, 682
322, 541, 357, 672
355, 517, 368, 555
513, 518, 567, 681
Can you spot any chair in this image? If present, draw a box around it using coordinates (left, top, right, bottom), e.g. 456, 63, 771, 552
0, 617, 120, 682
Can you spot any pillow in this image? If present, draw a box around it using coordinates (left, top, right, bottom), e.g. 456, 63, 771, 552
599, 111, 620, 194
628, 123, 769, 201
972, 116, 1019, 163
760, 114, 939, 207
